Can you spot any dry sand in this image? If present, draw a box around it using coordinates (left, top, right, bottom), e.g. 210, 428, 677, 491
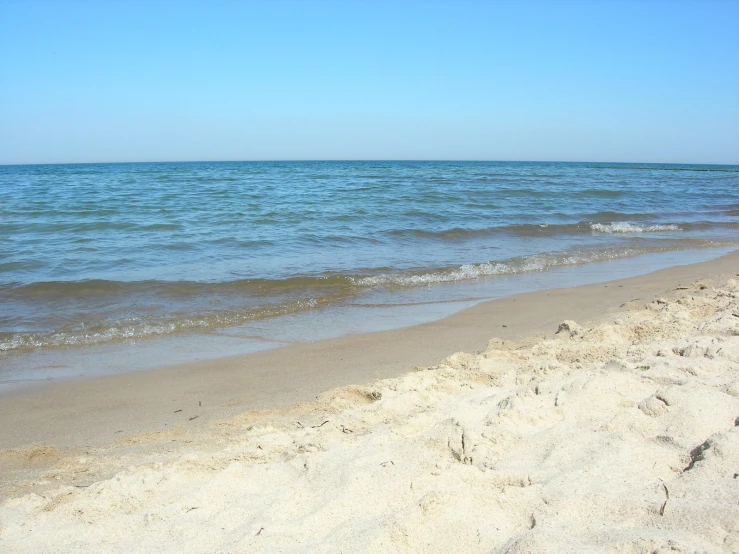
1, 252, 738, 552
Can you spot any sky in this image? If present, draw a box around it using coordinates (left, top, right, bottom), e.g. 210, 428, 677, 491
1, 0, 737, 165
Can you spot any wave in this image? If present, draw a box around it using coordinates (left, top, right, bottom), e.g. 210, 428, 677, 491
3, 240, 737, 353
352, 241, 725, 287
0, 296, 330, 352
0, 275, 357, 301
386, 219, 739, 241
585, 164, 739, 173
589, 222, 681, 234
586, 211, 658, 222
574, 189, 626, 198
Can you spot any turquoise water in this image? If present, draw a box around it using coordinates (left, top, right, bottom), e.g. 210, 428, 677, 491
1, 161, 738, 366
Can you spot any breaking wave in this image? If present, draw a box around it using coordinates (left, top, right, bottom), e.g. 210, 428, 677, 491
590, 222, 681, 234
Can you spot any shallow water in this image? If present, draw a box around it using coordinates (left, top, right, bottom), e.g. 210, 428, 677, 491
1, 161, 737, 381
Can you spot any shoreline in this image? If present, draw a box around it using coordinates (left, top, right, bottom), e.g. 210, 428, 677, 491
1, 250, 737, 552
2, 245, 736, 388
1, 249, 737, 452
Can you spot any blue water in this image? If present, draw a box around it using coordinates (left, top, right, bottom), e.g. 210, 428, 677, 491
1, 161, 738, 360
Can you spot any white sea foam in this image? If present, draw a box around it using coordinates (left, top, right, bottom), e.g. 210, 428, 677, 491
590, 222, 681, 234
0, 323, 181, 352
0, 298, 324, 352
353, 249, 646, 287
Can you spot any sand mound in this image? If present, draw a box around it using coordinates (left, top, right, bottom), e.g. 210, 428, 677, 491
1, 281, 738, 553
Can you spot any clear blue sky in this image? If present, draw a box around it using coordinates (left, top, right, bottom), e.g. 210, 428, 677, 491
1, 0, 737, 164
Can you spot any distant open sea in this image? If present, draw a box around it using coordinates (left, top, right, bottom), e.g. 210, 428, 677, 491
1, 161, 738, 382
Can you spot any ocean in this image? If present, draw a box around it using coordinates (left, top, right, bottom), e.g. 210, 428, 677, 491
1, 161, 738, 384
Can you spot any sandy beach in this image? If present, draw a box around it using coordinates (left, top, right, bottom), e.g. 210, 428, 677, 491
1, 251, 738, 553
4, 0, 738, 550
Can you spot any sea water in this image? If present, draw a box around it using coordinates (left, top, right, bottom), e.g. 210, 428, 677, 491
1, 161, 737, 383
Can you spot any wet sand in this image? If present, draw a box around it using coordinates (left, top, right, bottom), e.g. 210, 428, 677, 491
1, 250, 737, 451
1, 250, 737, 553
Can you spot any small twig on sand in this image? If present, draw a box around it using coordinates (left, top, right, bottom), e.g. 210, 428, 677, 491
174, 409, 182, 413
312, 420, 329, 429
256, 527, 264, 536
188, 415, 199, 421
659, 484, 669, 516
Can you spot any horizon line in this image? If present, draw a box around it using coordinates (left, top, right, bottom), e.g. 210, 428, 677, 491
2, 158, 738, 168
